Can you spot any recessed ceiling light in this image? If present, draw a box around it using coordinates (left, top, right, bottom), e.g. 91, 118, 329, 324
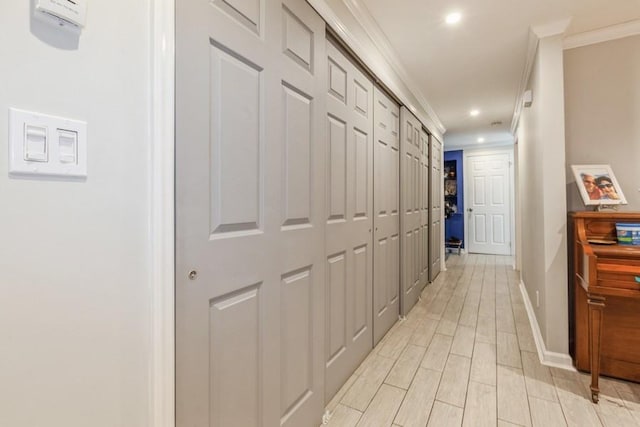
477, 137, 485, 143
445, 12, 462, 25
470, 109, 480, 117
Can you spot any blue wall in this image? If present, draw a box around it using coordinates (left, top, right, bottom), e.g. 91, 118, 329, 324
444, 150, 464, 247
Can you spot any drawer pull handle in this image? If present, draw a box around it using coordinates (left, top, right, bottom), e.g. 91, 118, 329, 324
636, 276, 640, 283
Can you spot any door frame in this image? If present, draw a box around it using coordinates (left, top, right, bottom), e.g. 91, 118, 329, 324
150, 0, 175, 425
463, 146, 515, 256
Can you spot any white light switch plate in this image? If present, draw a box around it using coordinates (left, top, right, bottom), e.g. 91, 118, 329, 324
9, 108, 87, 179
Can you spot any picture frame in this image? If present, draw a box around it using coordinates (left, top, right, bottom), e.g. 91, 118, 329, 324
445, 180, 457, 196
571, 164, 627, 206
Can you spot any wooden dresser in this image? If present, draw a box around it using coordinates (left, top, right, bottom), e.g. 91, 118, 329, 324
569, 212, 640, 403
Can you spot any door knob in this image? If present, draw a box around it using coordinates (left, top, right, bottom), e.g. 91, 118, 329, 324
468, 208, 473, 212
188, 270, 198, 280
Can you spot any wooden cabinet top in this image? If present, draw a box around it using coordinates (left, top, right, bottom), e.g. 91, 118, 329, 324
570, 211, 640, 297
570, 211, 640, 243
570, 211, 640, 219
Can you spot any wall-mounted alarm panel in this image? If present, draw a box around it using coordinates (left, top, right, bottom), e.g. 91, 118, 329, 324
35, 0, 87, 30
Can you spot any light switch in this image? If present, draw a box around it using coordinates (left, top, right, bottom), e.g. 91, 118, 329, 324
9, 108, 87, 179
58, 129, 77, 164
24, 124, 48, 162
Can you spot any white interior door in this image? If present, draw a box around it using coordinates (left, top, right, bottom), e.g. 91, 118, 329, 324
429, 135, 442, 281
372, 87, 400, 345
399, 107, 424, 316
324, 39, 374, 401
175, 1, 326, 425
466, 150, 512, 255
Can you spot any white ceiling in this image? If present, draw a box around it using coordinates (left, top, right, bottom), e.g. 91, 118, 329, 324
360, 0, 640, 148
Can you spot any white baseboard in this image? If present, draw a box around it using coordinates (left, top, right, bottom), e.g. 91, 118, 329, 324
519, 280, 575, 371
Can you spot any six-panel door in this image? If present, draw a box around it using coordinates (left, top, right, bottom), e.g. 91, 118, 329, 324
176, 0, 326, 425
466, 151, 512, 255
399, 107, 426, 316
429, 136, 443, 281
324, 39, 375, 401
373, 87, 401, 345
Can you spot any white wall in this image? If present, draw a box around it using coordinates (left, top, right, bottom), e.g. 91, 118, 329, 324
0, 2, 151, 426
516, 34, 569, 355
564, 35, 640, 211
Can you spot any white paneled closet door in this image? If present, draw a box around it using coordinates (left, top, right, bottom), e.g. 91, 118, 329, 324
325, 39, 374, 401
372, 87, 400, 345
175, 0, 326, 425
429, 136, 443, 281
399, 107, 424, 316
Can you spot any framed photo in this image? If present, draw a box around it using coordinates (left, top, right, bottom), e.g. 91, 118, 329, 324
571, 164, 627, 206
445, 180, 457, 196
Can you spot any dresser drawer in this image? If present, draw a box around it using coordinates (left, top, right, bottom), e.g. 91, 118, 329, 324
597, 261, 640, 291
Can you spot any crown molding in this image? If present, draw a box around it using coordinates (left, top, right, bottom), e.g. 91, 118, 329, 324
307, 0, 446, 138
307, 0, 363, 55
343, 0, 445, 135
532, 17, 572, 39
564, 19, 640, 50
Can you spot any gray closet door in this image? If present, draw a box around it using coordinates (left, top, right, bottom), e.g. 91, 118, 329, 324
399, 107, 424, 316
429, 135, 443, 281
325, 39, 374, 401
175, 0, 326, 425
372, 87, 400, 345
419, 128, 430, 290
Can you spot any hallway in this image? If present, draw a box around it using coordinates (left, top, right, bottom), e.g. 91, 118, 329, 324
323, 254, 640, 427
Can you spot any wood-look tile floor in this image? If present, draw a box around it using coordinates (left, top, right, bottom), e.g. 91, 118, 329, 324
322, 254, 640, 427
